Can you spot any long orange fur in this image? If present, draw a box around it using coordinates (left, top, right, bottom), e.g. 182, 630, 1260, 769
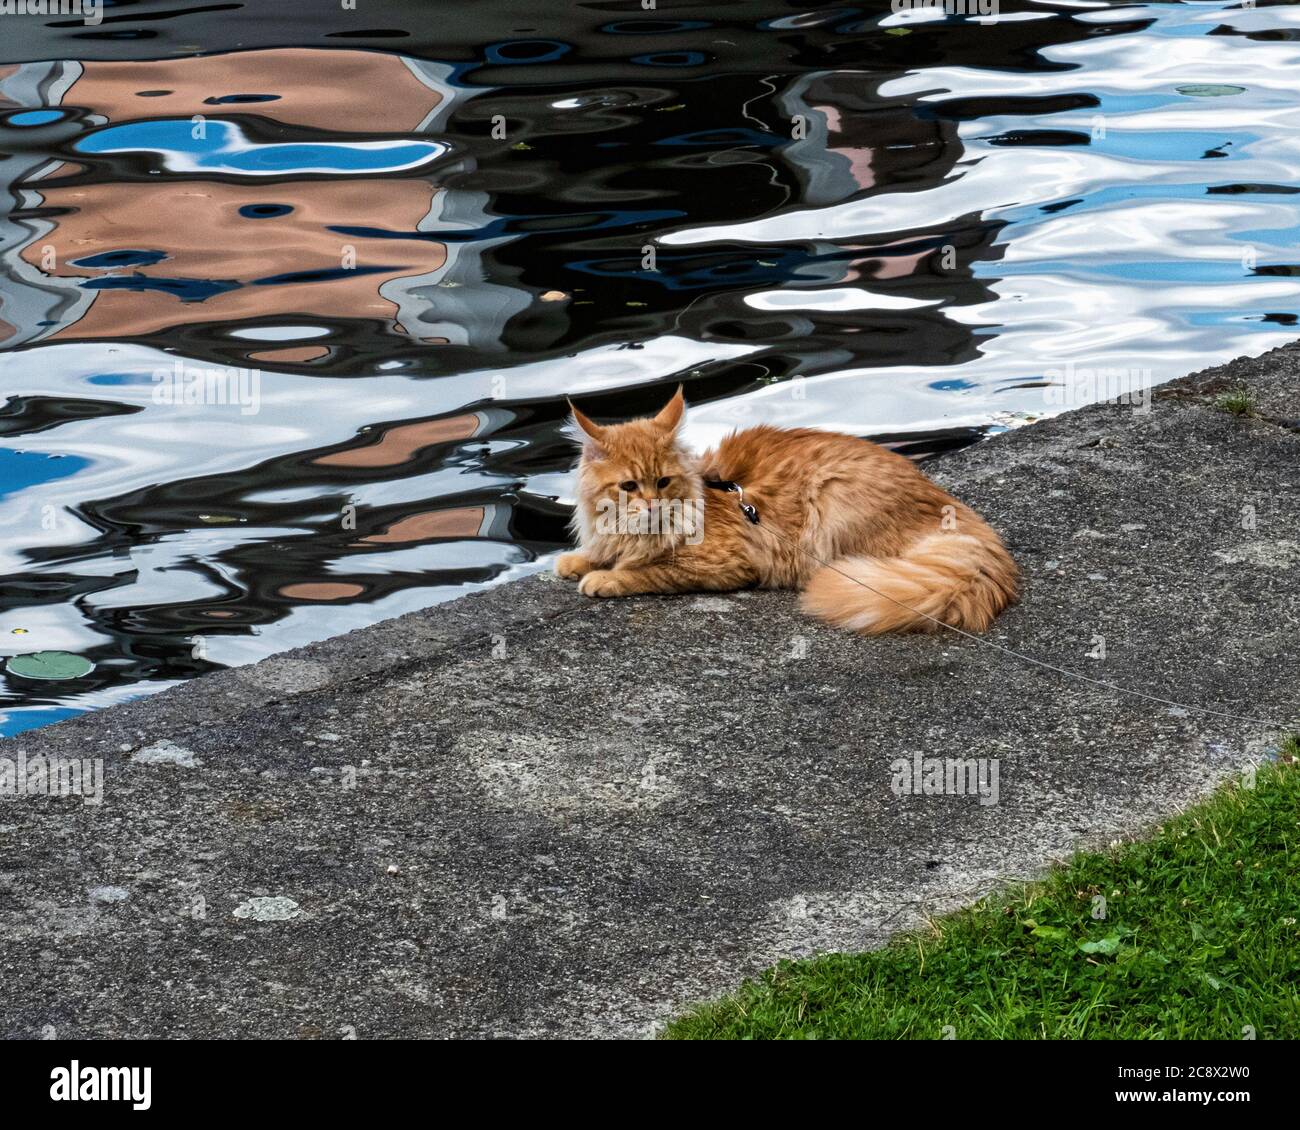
557, 387, 1019, 634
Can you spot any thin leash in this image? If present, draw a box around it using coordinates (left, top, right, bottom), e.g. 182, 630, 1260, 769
705, 481, 1293, 730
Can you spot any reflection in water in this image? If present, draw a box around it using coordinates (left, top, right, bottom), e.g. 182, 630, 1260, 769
1, 2, 1299, 735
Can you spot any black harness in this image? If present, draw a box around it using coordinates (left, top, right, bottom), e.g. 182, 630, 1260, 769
703, 479, 760, 524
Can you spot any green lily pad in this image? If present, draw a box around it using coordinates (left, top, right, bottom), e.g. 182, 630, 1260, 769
5, 651, 95, 681
1176, 84, 1245, 98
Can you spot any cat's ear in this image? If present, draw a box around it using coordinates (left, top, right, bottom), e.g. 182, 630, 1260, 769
568, 401, 606, 456
653, 385, 686, 434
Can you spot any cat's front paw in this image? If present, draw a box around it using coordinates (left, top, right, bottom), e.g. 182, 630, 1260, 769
578, 569, 633, 598
555, 552, 596, 580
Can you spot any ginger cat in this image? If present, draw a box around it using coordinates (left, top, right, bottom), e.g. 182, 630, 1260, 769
556, 387, 1019, 634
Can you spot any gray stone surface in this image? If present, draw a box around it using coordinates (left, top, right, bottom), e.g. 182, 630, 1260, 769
1, 346, 1297, 1039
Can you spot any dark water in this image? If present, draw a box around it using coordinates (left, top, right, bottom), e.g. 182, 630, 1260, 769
2, 1, 1298, 735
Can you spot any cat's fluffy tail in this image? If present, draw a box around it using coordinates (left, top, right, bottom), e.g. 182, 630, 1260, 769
799, 531, 1018, 635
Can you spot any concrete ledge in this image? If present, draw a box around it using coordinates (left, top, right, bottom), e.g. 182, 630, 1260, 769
1, 346, 1297, 1038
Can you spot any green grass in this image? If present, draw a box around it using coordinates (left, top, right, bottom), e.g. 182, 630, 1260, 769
1215, 385, 1257, 417
666, 739, 1300, 1040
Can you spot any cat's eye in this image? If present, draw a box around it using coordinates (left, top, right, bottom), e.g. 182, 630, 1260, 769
657, 476, 672, 489
619, 480, 638, 493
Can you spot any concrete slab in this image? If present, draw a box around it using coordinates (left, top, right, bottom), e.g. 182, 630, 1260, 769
1, 346, 1297, 1038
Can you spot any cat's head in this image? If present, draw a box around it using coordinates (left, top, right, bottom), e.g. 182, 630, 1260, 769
568, 387, 698, 521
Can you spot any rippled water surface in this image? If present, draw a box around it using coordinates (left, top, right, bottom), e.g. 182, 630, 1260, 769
2, 1, 1298, 735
